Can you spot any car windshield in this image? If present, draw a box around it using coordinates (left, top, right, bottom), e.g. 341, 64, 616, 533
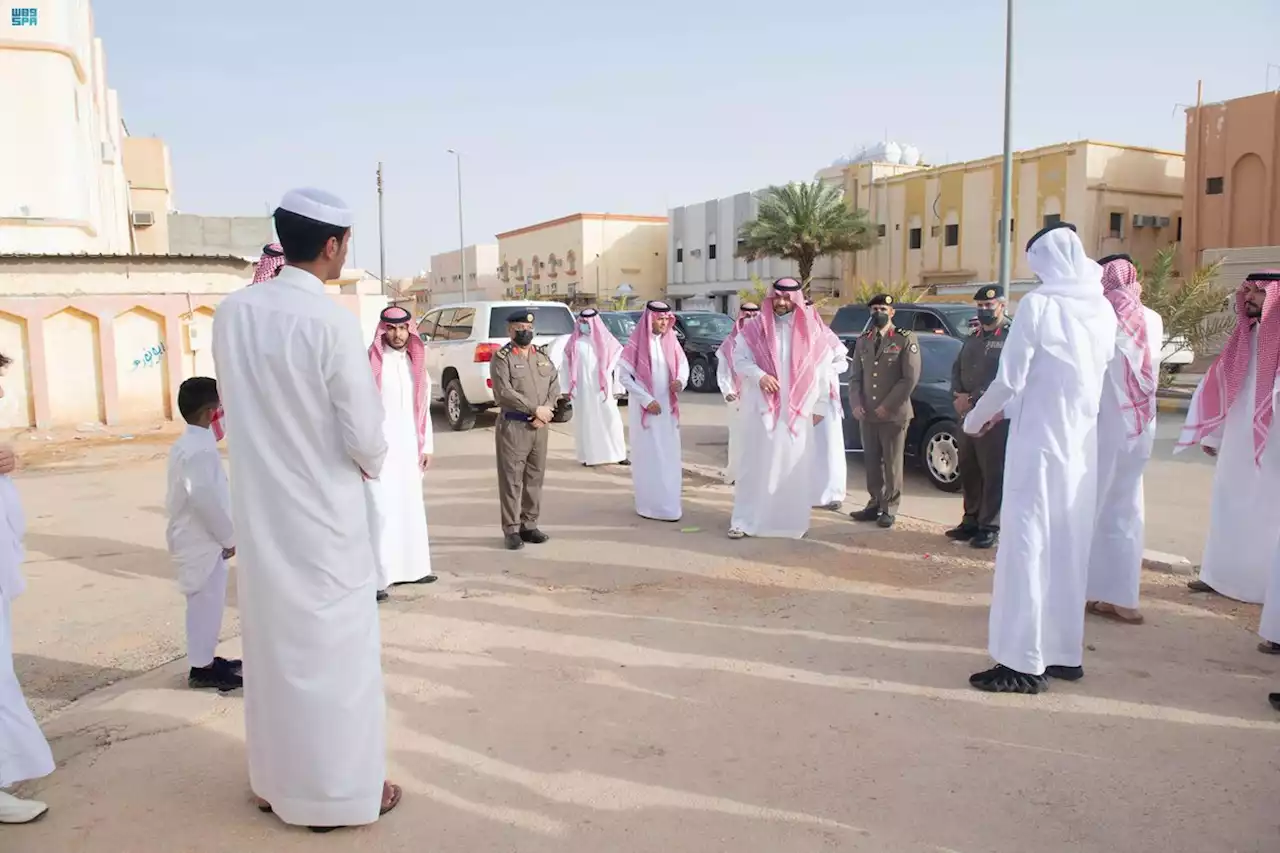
678, 313, 734, 337
940, 306, 980, 335
487, 305, 575, 338
600, 313, 638, 343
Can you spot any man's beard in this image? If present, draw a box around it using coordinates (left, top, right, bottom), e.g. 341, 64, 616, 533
385, 337, 408, 350
1245, 305, 1263, 319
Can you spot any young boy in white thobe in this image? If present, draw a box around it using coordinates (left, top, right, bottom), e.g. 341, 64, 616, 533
0, 353, 55, 825
166, 377, 241, 692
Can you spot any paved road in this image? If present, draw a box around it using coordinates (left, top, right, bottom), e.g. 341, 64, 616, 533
8, 423, 1278, 853
668, 392, 1213, 562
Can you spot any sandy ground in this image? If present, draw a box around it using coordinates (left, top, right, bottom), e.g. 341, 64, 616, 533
3, 414, 1278, 852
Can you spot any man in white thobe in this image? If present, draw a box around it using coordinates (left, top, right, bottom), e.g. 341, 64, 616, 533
964, 223, 1117, 695
806, 299, 849, 511
619, 301, 689, 521
367, 306, 435, 603
1085, 254, 1163, 625
0, 427, 54, 825
1177, 272, 1280, 611
563, 309, 628, 467
715, 302, 759, 485
213, 188, 401, 831
729, 279, 831, 539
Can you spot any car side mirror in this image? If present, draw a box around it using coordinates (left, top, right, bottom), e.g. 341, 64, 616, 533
420, 333, 432, 342
675, 330, 686, 342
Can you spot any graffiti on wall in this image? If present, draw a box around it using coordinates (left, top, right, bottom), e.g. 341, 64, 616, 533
132, 342, 166, 370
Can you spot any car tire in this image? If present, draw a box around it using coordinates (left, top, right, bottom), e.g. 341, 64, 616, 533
920, 420, 962, 493
1162, 364, 1182, 376
551, 397, 573, 424
444, 379, 478, 432
688, 356, 714, 393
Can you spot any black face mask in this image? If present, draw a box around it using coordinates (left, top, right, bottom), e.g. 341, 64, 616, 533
513, 330, 534, 347
871, 312, 890, 329
977, 308, 999, 325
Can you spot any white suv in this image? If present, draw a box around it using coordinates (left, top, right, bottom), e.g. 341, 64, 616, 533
418, 300, 576, 431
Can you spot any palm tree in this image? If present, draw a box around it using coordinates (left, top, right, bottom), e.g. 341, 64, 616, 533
1137, 246, 1232, 387
736, 181, 878, 290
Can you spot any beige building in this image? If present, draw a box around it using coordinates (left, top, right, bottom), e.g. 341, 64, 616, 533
496, 213, 668, 306
121, 137, 173, 254
1182, 89, 1280, 280
842, 140, 1185, 292
428, 244, 502, 306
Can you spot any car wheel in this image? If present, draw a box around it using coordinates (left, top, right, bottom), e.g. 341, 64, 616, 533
1161, 364, 1182, 376
551, 397, 573, 424
689, 357, 713, 393
921, 420, 962, 492
445, 379, 477, 431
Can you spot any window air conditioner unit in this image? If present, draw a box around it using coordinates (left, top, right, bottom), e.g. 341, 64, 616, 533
101, 142, 116, 164
131, 211, 155, 227
1132, 214, 1152, 227
690, 248, 702, 258
1154, 216, 1171, 228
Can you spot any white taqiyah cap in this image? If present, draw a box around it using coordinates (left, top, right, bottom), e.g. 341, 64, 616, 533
278, 188, 353, 228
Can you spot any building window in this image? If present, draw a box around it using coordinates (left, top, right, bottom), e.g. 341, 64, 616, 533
676, 247, 683, 263
1177, 216, 1183, 242
1206, 177, 1224, 195
877, 224, 887, 237
1043, 213, 1062, 228
908, 228, 922, 250
708, 243, 717, 260
1109, 212, 1124, 238
944, 224, 959, 247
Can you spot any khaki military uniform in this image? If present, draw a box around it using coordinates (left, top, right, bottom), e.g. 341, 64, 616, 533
490, 343, 561, 535
849, 325, 922, 514
951, 319, 1012, 531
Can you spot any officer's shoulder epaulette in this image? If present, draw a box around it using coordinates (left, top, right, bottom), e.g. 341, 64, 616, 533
898, 328, 913, 336
535, 344, 550, 355
495, 343, 512, 359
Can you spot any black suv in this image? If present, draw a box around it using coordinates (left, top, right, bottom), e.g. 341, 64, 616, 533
831, 302, 981, 339
673, 311, 735, 393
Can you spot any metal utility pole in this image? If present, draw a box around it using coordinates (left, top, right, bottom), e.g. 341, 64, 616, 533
376, 162, 387, 291
447, 149, 467, 300
996, 0, 1014, 291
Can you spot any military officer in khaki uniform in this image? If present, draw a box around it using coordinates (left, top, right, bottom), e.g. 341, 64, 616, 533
947, 285, 1012, 549
848, 293, 922, 528
490, 310, 561, 550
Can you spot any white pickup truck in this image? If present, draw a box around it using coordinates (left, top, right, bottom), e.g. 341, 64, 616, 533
418, 300, 576, 430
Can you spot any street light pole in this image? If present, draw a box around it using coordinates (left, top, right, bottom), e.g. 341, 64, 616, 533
376, 161, 387, 292
996, 0, 1014, 292
447, 149, 467, 301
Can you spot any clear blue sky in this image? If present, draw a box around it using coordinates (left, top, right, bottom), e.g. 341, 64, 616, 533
95, 0, 1279, 276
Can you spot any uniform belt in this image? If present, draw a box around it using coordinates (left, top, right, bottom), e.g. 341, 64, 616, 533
502, 411, 534, 422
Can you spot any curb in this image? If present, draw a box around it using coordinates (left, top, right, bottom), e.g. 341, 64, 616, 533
1156, 397, 1190, 415
678, 460, 1198, 576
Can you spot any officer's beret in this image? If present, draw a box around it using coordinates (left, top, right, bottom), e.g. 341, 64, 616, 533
507, 311, 535, 324
973, 285, 1004, 301
867, 293, 894, 308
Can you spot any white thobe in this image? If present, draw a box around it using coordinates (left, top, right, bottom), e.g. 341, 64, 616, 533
964, 291, 1116, 674
731, 318, 830, 539
811, 341, 849, 507
165, 425, 235, 666
366, 349, 433, 589
1191, 329, 1280, 605
213, 266, 389, 828
0, 475, 54, 789
1086, 307, 1163, 610
565, 339, 627, 465
620, 338, 689, 521
716, 352, 744, 485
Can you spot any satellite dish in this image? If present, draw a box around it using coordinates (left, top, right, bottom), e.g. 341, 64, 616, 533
615, 283, 635, 296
